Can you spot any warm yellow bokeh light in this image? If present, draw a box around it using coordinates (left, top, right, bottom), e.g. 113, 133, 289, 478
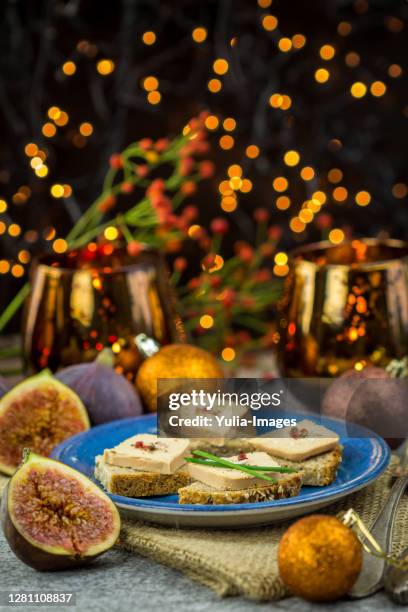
42, 122, 57, 137
54, 111, 69, 126
273, 177, 288, 192
147, 91, 161, 104
221, 347, 236, 362
329, 228, 345, 244
11, 264, 24, 278
274, 252, 288, 265
292, 34, 306, 49
312, 190, 327, 204
338, 21, 352, 36
315, 68, 330, 83
276, 196, 291, 210
328, 168, 343, 183
143, 76, 159, 91
213, 59, 229, 75
18, 250, 30, 264
219, 135, 234, 149
79, 122, 93, 136
388, 64, 402, 78
0, 200, 7, 213
284, 150, 300, 167
355, 191, 371, 206
345, 52, 360, 67
262, 15, 278, 31
223, 117, 236, 131
221, 196, 237, 212
192, 27, 207, 43
229, 177, 243, 190
392, 183, 408, 198
35, 165, 48, 178
142, 31, 156, 45
25, 143, 38, 157
97, 59, 115, 75
370, 81, 387, 97
0, 260, 10, 274
104, 226, 119, 241
333, 186, 348, 202
269, 93, 283, 108
228, 164, 242, 178
240, 179, 252, 193
208, 78, 222, 93
278, 37, 292, 52
289, 217, 306, 233
300, 166, 315, 181
246, 145, 260, 159
320, 45, 335, 60
200, 314, 214, 329
8, 224, 21, 237
273, 264, 289, 277
50, 184, 65, 198
62, 61, 76, 75
205, 115, 219, 130
350, 82, 367, 98
53, 238, 68, 253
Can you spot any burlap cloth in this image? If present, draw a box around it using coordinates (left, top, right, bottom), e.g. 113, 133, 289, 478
1, 458, 407, 601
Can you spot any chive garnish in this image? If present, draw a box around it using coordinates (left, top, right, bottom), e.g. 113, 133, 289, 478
185, 458, 297, 473
190, 449, 278, 483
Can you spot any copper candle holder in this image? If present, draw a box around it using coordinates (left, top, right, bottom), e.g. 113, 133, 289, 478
278, 239, 408, 377
22, 245, 184, 381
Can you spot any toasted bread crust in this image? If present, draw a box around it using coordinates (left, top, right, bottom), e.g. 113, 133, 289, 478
178, 472, 302, 505
95, 456, 191, 497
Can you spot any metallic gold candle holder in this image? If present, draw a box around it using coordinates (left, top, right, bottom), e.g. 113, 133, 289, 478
278, 239, 408, 377
22, 245, 184, 381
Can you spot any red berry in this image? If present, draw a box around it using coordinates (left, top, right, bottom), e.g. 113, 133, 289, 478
174, 257, 187, 272
109, 154, 123, 169
139, 138, 153, 151
127, 241, 143, 257
210, 218, 229, 235
199, 160, 215, 178
181, 181, 196, 196
254, 208, 269, 223
120, 181, 134, 194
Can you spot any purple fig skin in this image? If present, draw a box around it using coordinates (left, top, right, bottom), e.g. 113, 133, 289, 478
322, 366, 408, 448
1, 453, 121, 571
56, 361, 143, 425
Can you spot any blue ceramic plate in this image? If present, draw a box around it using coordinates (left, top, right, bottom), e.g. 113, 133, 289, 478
51, 414, 390, 528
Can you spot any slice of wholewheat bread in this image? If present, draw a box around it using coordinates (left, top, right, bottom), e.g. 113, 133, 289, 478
95, 455, 191, 497
213, 441, 343, 486
178, 471, 302, 505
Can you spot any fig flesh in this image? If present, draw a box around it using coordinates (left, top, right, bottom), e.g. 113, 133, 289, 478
0, 372, 90, 475
1, 451, 120, 570
56, 350, 143, 424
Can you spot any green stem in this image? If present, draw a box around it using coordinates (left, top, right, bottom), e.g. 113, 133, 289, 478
0, 283, 30, 333
191, 450, 277, 482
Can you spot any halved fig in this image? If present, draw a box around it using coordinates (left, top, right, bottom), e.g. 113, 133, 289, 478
0, 372, 90, 475
1, 451, 121, 570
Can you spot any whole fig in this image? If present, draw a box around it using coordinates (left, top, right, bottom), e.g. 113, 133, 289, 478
1, 451, 120, 571
56, 350, 143, 425
322, 366, 408, 447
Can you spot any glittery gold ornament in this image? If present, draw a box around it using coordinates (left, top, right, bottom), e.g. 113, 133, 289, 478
278, 514, 362, 602
135, 336, 224, 412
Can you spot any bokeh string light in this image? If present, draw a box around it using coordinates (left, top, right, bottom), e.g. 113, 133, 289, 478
0, 0, 406, 321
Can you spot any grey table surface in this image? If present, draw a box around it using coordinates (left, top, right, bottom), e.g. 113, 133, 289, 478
0, 534, 401, 612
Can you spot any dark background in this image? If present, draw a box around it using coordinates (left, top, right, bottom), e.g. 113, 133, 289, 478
0, 0, 407, 325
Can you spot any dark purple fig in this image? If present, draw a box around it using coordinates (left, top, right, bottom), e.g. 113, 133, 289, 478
1, 451, 120, 571
0, 372, 90, 475
322, 366, 408, 448
56, 350, 143, 425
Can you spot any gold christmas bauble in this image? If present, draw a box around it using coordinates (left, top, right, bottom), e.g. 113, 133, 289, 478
136, 343, 224, 412
278, 514, 362, 602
